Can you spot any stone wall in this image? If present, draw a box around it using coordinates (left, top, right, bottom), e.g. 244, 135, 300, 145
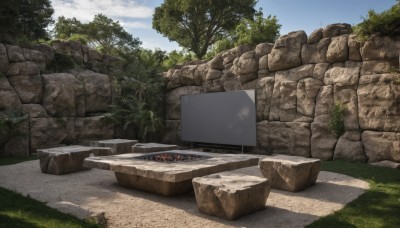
0, 40, 121, 156
162, 23, 400, 164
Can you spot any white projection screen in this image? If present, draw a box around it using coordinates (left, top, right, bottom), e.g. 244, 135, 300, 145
180, 90, 256, 146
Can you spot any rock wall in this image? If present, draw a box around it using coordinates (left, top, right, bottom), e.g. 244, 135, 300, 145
0, 41, 120, 155
162, 23, 400, 164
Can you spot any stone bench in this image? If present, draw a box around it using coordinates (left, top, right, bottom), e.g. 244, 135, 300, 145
131, 143, 178, 153
192, 171, 270, 220
90, 139, 138, 155
259, 155, 321, 192
38, 145, 111, 175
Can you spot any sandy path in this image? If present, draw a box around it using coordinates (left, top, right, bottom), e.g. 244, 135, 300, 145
0, 160, 369, 228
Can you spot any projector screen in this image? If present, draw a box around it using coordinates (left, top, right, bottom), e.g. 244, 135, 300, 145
180, 90, 256, 146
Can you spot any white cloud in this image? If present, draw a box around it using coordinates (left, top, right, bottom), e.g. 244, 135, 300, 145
52, 0, 154, 22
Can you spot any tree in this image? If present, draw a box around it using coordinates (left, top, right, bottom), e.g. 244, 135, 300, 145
354, 0, 400, 39
235, 9, 281, 46
0, 0, 54, 43
53, 14, 141, 55
153, 0, 257, 59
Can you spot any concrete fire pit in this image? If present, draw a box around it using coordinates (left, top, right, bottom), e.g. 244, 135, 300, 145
83, 150, 259, 196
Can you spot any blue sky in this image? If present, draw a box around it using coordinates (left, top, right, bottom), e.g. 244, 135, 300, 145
52, 0, 397, 52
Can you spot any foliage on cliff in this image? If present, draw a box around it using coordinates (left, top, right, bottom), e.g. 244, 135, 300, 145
53, 14, 141, 56
0, 0, 54, 44
354, 0, 400, 39
152, 0, 258, 59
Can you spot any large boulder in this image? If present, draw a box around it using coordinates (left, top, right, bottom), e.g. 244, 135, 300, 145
32, 43, 55, 64
358, 74, 400, 131
255, 42, 274, 57
205, 69, 222, 81
23, 48, 46, 72
8, 75, 43, 104
6, 45, 25, 62
315, 85, 334, 116
42, 73, 85, 117
326, 35, 349, 63
256, 77, 275, 121
208, 54, 224, 70
0, 43, 9, 74
0, 78, 22, 112
22, 104, 48, 118
269, 122, 311, 157
194, 63, 208, 85
2, 119, 29, 156
269, 64, 314, 121
322, 23, 352, 38
313, 63, 330, 81
361, 36, 400, 60
165, 86, 201, 120
234, 51, 258, 84
348, 34, 362, 61
307, 28, 323, 44
268, 31, 307, 71
180, 65, 197, 86
74, 116, 114, 141
29, 117, 72, 152
360, 59, 399, 75
362, 131, 400, 162
301, 38, 330, 63
297, 78, 322, 117
88, 49, 102, 61
76, 70, 112, 113
279, 80, 297, 121
166, 69, 182, 90
259, 155, 321, 192
334, 86, 359, 130
334, 131, 365, 162
6, 61, 39, 76
311, 115, 337, 160
257, 120, 270, 150
324, 66, 360, 86
192, 172, 269, 220
52, 40, 83, 63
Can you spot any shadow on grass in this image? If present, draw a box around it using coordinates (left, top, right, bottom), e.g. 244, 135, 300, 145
0, 187, 100, 228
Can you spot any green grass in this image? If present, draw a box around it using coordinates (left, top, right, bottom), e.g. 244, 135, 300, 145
0, 187, 100, 227
307, 160, 400, 227
0, 155, 38, 166
0, 156, 101, 227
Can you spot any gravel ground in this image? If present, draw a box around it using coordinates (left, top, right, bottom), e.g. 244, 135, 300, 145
0, 159, 369, 228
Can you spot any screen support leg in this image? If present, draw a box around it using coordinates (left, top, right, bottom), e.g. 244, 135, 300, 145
241, 145, 244, 154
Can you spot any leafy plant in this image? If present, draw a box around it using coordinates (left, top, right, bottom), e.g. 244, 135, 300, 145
104, 51, 165, 142
329, 102, 346, 138
0, 114, 28, 149
354, 0, 400, 40
235, 9, 281, 46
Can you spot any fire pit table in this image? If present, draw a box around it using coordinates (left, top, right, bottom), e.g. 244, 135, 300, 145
83, 150, 259, 196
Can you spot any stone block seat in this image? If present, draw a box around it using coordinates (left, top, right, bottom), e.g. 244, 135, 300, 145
259, 155, 321, 192
90, 139, 138, 155
37, 145, 111, 175
192, 172, 270, 220
83, 150, 259, 196
131, 143, 178, 153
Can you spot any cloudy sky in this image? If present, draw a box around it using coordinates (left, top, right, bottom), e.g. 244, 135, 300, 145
52, 0, 397, 52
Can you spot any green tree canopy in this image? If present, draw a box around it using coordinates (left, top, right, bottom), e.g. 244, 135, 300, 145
354, 0, 400, 39
53, 14, 141, 55
0, 0, 54, 43
152, 0, 258, 59
235, 9, 281, 46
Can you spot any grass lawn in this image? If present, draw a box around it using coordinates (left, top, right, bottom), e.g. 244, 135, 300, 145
0, 156, 101, 227
307, 160, 400, 227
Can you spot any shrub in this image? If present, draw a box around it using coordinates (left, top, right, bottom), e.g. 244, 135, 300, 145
329, 102, 346, 138
354, 1, 400, 40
